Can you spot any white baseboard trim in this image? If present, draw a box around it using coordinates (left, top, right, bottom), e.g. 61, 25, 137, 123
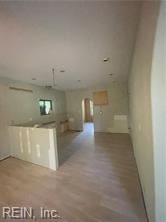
0, 155, 10, 161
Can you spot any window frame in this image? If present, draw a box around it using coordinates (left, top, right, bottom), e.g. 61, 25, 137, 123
39, 99, 53, 116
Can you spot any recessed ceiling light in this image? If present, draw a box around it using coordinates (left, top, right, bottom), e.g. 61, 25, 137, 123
108, 73, 114, 76
60, 70, 65, 73
32, 78, 36, 81
103, 57, 110, 62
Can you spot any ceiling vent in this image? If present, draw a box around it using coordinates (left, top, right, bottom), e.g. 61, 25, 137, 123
45, 85, 53, 89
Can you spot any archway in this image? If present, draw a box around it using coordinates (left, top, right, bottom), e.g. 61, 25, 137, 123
82, 98, 94, 133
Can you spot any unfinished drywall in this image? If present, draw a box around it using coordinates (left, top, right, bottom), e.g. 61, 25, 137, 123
9, 126, 59, 170
0, 77, 67, 159
151, 2, 166, 221
128, 2, 159, 222
66, 82, 129, 133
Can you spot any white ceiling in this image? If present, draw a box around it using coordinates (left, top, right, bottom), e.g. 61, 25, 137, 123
0, 1, 141, 90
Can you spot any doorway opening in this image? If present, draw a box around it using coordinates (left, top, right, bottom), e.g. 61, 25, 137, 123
82, 98, 94, 134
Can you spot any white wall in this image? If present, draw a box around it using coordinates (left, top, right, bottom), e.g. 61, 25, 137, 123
0, 77, 67, 159
128, 2, 159, 222
151, 2, 166, 221
66, 82, 129, 133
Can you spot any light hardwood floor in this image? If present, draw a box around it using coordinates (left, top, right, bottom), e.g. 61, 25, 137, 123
0, 123, 147, 222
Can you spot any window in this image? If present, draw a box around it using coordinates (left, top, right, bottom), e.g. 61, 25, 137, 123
39, 99, 53, 115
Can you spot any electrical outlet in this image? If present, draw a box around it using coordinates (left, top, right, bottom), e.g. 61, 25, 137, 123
99, 110, 103, 115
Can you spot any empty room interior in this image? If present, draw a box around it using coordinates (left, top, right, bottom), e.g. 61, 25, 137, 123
0, 1, 165, 222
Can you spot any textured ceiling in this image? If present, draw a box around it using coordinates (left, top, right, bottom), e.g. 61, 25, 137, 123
0, 1, 141, 90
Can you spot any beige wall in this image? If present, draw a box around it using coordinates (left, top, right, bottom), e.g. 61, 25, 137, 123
0, 77, 67, 159
151, 2, 166, 221
128, 2, 159, 222
66, 82, 129, 133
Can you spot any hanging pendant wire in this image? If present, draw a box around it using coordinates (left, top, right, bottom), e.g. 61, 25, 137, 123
52, 68, 56, 87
